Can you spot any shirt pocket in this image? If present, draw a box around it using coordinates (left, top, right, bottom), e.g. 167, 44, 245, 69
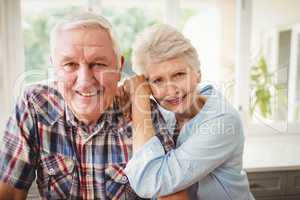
38, 153, 75, 199
105, 163, 145, 200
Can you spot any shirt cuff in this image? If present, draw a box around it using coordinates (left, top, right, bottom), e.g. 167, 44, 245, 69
124, 136, 165, 178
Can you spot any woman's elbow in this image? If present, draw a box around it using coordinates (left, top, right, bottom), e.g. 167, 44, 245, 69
130, 183, 160, 198
127, 176, 163, 198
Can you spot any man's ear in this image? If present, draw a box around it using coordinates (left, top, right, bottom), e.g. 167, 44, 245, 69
117, 56, 125, 81
120, 56, 125, 71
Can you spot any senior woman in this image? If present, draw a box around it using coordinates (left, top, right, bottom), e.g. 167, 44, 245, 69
123, 24, 254, 200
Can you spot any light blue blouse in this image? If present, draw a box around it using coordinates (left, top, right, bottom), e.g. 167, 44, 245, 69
125, 85, 254, 200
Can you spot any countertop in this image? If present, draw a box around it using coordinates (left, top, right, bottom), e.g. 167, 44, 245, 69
243, 134, 300, 172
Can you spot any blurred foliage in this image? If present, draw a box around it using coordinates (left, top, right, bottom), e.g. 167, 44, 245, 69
250, 56, 273, 118
23, 7, 159, 81
102, 7, 158, 77
23, 6, 82, 82
250, 55, 289, 119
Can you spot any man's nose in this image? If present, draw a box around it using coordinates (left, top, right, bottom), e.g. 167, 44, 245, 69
77, 64, 94, 83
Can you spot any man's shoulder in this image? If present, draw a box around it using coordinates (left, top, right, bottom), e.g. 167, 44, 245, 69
23, 81, 61, 101
21, 82, 65, 125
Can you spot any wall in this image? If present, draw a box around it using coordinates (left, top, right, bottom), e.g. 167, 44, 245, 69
252, 0, 300, 49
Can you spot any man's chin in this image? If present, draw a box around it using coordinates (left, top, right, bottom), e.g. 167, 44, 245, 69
72, 108, 101, 124
71, 102, 102, 115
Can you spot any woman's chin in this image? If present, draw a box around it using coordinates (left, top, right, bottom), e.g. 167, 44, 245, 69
161, 103, 185, 114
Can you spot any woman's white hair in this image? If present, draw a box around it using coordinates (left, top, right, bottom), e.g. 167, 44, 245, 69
132, 24, 200, 74
50, 12, 122, 68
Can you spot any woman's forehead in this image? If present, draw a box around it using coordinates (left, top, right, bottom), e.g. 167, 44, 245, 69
146, 57, 192, 76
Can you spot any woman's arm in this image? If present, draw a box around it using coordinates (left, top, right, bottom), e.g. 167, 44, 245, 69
158, 190, 189, 200
125, 112, 241, 198
124, 75, 189, 200
124, 75, 155, 153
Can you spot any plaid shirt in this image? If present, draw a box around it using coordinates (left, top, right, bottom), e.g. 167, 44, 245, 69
0, 83, 174, 200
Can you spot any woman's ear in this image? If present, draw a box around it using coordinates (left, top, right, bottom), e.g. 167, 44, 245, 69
196, 70, 201, 83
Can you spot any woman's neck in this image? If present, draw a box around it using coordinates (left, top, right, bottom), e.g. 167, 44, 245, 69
175, 95, 206, 125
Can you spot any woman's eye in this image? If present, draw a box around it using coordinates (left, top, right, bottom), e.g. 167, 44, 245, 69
174, 72, 186, 78
152, 78, 163, 85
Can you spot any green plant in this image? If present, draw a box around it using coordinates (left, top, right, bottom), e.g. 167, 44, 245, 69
250, 56, 273, 118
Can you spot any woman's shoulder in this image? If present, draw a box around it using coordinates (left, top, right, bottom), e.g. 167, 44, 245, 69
197, 84, 241, 121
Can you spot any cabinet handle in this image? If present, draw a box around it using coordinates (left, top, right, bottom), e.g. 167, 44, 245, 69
250, 183, 261, 189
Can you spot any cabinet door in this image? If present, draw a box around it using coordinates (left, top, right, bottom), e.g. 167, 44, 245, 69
248, 171, 287, 197
287, 171, 300, 195
284, 196, 300, 200
256, 197, 284, 200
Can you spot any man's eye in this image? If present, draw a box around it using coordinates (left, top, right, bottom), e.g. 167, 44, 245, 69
63, 63, 77, 72
91, 63, 108, 68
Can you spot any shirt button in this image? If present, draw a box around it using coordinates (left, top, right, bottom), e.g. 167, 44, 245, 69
121, 176, 128, 183
49, 168, 55, 175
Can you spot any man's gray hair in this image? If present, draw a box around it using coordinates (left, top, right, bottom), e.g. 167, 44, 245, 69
50, 12, 122, 68
132, 24, 200, 74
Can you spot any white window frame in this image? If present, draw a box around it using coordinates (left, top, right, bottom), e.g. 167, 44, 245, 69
288, 24, 300, 123
237, 0, 300, 135
0, 0, 25, 132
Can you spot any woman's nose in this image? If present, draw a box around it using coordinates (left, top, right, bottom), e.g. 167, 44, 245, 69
165, 81, 180, 96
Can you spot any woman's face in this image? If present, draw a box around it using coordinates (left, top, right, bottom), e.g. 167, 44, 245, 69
144, 57, 200, 115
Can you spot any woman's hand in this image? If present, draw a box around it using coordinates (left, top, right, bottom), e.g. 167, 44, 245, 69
123, 75, 151, 102
116, 75, 151, 122
122, 75, 154, 153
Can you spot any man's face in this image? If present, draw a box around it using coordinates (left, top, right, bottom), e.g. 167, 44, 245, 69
51, 27, 121, 124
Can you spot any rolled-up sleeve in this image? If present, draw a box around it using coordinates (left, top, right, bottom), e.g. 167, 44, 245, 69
124, 113, 242, 198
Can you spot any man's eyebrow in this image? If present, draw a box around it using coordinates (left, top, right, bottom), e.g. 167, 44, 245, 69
60, 56, 74, 62
93, 56, 109, 62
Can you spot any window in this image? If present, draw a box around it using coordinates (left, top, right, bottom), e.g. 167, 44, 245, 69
21, 0, 85, 83
21, 0, 163, 80
4, 0, 298, 135
1, 0, 238, 133
100, 0, 163, 78
245, 0, 300, 134
181, 0, 236, 104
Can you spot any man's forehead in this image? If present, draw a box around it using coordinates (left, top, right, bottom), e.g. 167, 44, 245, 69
55, 27, 112, 46
53, 33, 113, 55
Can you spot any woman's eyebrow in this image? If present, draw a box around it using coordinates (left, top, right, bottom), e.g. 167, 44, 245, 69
149, 76, 162, 81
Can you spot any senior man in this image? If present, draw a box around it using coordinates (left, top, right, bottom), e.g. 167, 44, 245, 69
0, 12, 185, 200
